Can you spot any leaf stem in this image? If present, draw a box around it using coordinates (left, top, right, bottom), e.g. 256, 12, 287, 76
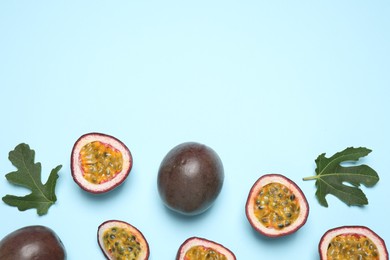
302, 175, 318, 181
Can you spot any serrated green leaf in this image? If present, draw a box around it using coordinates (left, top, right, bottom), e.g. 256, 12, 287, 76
2, 143, 62, 216
303, 147, 379, 207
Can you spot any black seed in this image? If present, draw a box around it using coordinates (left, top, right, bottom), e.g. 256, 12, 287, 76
290, 194, 295, 200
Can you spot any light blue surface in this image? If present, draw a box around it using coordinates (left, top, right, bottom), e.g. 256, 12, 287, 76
1, 1, 389, 259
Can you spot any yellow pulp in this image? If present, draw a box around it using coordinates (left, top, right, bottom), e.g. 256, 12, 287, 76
254, 182, 300, 230
80, 141, 123, 184
103, 227, 142, 260
327, 234, 379, 260
184, 246, 227, 260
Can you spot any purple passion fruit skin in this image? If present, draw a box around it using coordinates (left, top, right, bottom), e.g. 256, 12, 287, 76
157, 142, 224, 216
245, 174, 309, 238
319, 226, 388, 260
0, 225, 66, 260
98, 220, 149, 260
71, 132, 133, 194
176, 237, 236, 260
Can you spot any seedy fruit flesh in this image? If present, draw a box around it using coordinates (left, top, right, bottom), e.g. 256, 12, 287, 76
319, 226, 388, 260
176, 237, 236, 260
245, 174, 309, 237
253, 182, 300, 230
328, 234, 378, 258
80, 141, 124, 184
98, 220, 149, 260
158, 142, 224, 216
0, 225, 66, 260
185, 245, 228, 260
71, 133, 132, 194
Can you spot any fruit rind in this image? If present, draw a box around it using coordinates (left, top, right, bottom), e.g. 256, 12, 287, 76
176, 237, 236, 260
157, 142, 224, 215
71, 132, 132, 194
245, 174, 309, 237
319, 226, 389, 260
97, 220, 149, 260
0, 225, 66, 260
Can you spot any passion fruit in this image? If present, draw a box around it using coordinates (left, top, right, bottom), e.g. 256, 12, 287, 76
157, 142, 224, 216
71, 132, 133, 194
176, 237, 236, 260
0, 225, 66, 260
245, 174, 309, 237
97, 220, 149, 260
319, 226, 388, 260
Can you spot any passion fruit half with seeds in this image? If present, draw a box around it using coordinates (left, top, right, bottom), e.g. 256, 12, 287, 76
157, 142, 224, 215
98, 220, 149, 260
0, 225, 66, 260
71, 132, 132, 194
176, 237, 236, 260
245, 174, 309, 237
319, 226, 388, 260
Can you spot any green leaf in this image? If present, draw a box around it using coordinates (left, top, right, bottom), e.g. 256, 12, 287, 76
2, 143, 62, 216
303, 147, 379, 207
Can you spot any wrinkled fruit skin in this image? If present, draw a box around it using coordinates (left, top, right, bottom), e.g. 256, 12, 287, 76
71, 132, 133, 194
97, 220, 149, 260
319, 226, 388, 260
0, 225, 66, 260
176, 237, 236, 260
157, 142, 224, 216
245, 174, 309, 237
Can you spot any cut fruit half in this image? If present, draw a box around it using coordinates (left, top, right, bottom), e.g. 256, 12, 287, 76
97, 220, 149, 260
176, 237, 236, 260
319, 226, 388, 260
71, 132, 132, 194
245, 174, 309, 237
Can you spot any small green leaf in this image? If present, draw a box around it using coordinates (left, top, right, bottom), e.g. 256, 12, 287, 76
303, 147, 379, 207
2, 143, 62, 216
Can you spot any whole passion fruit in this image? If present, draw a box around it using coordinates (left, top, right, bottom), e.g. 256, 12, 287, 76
97, 220, 149, 260
0, 225, 66, 260
157, 142, 224, 216
245, 174, 309, 237
71, 132, 133, 194
176, 237, 236, 260
319, 226, 388, 260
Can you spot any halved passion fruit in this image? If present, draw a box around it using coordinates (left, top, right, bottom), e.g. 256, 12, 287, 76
98, 220, 149, 260
245, 174, 309, 237
71, 132, 132, 194
319, 226, 388, 260
176, 237, 236, 260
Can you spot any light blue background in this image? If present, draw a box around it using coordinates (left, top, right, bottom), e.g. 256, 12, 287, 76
1, 1, 389, 259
